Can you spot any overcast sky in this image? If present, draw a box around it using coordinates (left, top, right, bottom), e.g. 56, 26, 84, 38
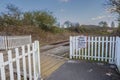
0, 0, 118, 26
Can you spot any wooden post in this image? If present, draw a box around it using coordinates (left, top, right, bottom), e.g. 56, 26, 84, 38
35, 41, 41, 80
101, 37, 104, 61
105, 37, 108, 62
115, 37, 120, 72
15, 48, 21, 80
27, 44, 32, 80
0, 53, 6, 80
109, 37, 112, 63
70, 36, 72, 59
8, 50, 14, 80
33, 43, 37, 80
22, 45, 27, 80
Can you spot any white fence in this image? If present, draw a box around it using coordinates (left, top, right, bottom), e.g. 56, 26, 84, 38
70, 36, 120, 72
0, 41, 41, 80
70, 36, 117, 63
115, 37, 120, 72
0, 35, 32, 50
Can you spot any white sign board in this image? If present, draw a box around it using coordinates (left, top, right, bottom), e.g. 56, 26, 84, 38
78, 36, 87, 48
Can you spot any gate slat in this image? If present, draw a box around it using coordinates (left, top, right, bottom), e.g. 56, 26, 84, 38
85, 43, 87, 60
75, 37, 77, 59
15, 48, 21, 80
91, 37, 94, 60
88, 37, 90, 60
73, 37, 75, 58
112, 37, 115, 63
70, 36, 73, 59
95, 37, 97, 60
84, 36, 87, 59
36, 41, 41, 80
33, 43, 37, 80
36, 41, 41, 79
101, 37, 104, 61
82, 48, 84, 59
34, 41, 41, 79
0, 53, 6, 80
79, 48, 81, 59
98, 37, 101, 61
27, 44, 32, 80
8, 50, 14, 80
22, 45, 27, 80
109, 37, 112, 63
105, 37, 108, 62
76, 36, 79, 59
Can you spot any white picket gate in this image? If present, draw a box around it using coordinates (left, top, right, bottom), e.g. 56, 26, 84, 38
70, 36, 120, 72
0, 41, 41, 80
70, 36, 117, 64
0, 35, 32, 50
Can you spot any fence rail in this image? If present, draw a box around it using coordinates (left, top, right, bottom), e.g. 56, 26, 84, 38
0, 41, 41, 80
0, 35, 32, 50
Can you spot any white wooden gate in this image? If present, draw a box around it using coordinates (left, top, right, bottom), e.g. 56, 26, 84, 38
70, 36, 116, 64
0, 35, 32, 50
0, 41, 41, 80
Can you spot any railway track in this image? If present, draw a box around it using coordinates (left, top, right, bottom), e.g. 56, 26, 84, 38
40, 40, 69, 52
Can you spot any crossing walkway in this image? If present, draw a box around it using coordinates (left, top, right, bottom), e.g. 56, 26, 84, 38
40, 44, 68, 79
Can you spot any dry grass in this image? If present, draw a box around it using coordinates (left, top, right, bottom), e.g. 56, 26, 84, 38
0, 26, 78, 45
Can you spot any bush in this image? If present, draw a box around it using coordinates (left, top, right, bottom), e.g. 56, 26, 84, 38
50, 26, 64, 33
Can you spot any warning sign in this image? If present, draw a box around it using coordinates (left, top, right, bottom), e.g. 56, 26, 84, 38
78, 36, 87, 48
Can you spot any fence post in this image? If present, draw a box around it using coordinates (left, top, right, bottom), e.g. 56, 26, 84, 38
34, 41, 41, 80
8, 50, 14, 80
115, 37, 118, 64
70, 36, 73, 59
27, 44, 32, 80
0, 53, 6, 80
115, 37, 120, 72
33, 43, 37, 80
